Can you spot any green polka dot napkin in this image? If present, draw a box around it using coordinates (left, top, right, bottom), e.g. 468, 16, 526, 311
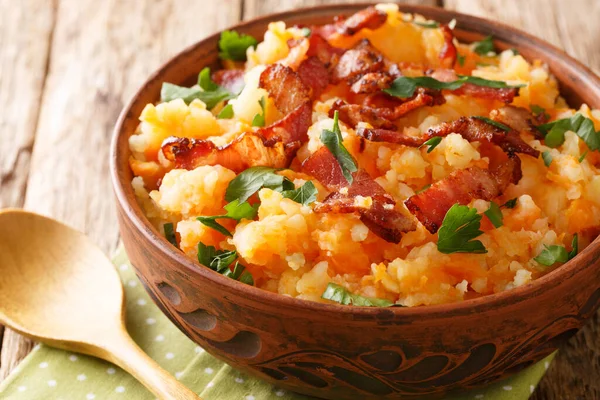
0, 247, 554, 400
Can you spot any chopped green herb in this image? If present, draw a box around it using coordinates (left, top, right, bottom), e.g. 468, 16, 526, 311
321, 283, 395, 307
217, 104, 234, 119
413, 20, 440, 28
163, 223, 178, 246
473, 35, 495, 55
534, 234, 578, 268
197, 243, 253, 285
539, 113, 600, 150
530, 104, 550, 120
484, 201, 503, 228
472, 116, 511, 132
542, 151, 553, 167
251, 96, 266, 127
437, 204, 487, 254
579, 150, 589, 163
384, 75, 524, 99
281, 181, 318, 205
320, 111, 358, 184
420, 136, 442, 153
502, 198, 518, 209
218, 30, 258, 61
457, 53, 466, 67
197, 199, 259, 236
160, 67, 236, 109
225, 166, 294, 203
510, 48, 520, 55
300, 27, 311, 37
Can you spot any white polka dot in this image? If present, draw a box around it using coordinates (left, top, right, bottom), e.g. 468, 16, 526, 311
47, 380, 56, 387
206, 381, 214, 388
544, 361, 550, 370
175, 371, 183, 379
474, 395, 484, 399
77, 374, 87, 381
17, 386, 26, 392
137, 298, 147, 306
119, 264, 129, 271
146, 318, 156, 325
86, 394, 96, 400
503, 386, 512, 391
166, 352, 175, 360
245, 396, 255, 400
107, 367, 116, 375
116, 386, 125, 393
275, 390, 285, 397
155, 334, 165, 342
69, 355, 78, 362
235, 377, 244, 383
39, 362, 48, 368
195, 346, 204, 354
204, 367, 213, 374
128, 280, 137, 287
530, 384, 535, 394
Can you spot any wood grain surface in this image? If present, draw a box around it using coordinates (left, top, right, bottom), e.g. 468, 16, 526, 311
0, 0, 598, 398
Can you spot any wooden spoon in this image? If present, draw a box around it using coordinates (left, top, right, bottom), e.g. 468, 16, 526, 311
0, 209, 201, 400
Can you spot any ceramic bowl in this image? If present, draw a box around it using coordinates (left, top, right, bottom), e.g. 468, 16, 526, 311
110, 4, 600, 399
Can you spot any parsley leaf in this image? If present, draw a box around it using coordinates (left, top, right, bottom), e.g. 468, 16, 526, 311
384, 75, 524, 99
484, 201, 503, 228
542, 151, 553, 167
197, 199, 259, 236
218, 30, 258, 61
457, 53, 466, 67
539, 113, 600, 150
321, 283, 395, 307
473, 35, 495, 55
420, 136, 442, 153
530, 104, 549, 120
320, 111, 358, 184
502, 198, 518, 209
534, 234, 578, 267
413, 20, 440, 28
225, 166, 294, 203
217, 104, 234, 119
472, 116, 511, 132
281, 181, 318, 205
160, 67, 236, 109
163, 223, 178, 247
251, 96, 266, 127
579, 150, 588, 163
437, 204, 487, 254
197, 243, 254, 285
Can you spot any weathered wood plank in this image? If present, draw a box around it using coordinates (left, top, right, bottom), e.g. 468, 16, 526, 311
0, 0, 242, 380
243, 0, 439, 20
0, 0, 57, 374
444, 2, 600, 398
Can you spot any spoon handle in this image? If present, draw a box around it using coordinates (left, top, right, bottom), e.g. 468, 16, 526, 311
104, 331, 201, 400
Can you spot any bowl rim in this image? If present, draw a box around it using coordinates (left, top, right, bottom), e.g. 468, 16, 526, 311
111, 2, 600, 318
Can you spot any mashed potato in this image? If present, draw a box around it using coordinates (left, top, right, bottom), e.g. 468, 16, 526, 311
128, 4, 600, 307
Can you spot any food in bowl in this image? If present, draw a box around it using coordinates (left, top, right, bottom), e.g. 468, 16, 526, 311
128, 3, 600, 307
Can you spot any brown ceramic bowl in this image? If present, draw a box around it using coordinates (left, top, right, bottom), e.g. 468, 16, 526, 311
110, 4, 600, 399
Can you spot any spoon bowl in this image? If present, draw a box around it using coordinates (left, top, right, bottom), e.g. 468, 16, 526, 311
0, 209, 200, 400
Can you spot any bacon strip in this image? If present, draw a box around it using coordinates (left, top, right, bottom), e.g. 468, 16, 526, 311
314, 6, 387, 40
438, 25, 457, 69
426, 116, 540, 157
430, 68, 519, 103
212, 69, 245, 94
297, 56, 330, 99
162, 64, 312, 172
404, 155, 522, 233
490, 106, 545, 138
306, 33, 345, 67
350, 71, 393, 94
356, 127, 425, 146
331, 40, 384, 84
302, 147, 416, 243
330, 100, 396, 130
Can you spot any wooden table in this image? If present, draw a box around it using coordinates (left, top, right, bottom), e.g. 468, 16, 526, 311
1, 0, 598, 398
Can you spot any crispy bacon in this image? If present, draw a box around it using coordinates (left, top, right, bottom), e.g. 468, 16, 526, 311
426, 116, 540, 157
430, 68, 519, 103
302, 147, 416, 243
162, 64, 312, 172
212, 69, 245, 94
315, 7, 387, 40
331, 40, 384, 84
297, 56, 330, 99
350, 71, 393, 94
306, 34, 345, 67
330, 100, 395, 129
404, 154, 522, 233
490, 106, 545, 138
356, 127, 425, 146
439, 25, 457, 69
